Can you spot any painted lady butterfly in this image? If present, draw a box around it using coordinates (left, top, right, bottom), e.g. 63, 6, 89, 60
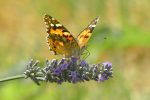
44, 14, 99, 58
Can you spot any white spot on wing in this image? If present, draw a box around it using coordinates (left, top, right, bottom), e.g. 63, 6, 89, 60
52, 18, 55, 20
56, 24, 62, 27
89, 24, 96, 28
46, 25, 50, 28
50, 24, 54, 27
46, 29, 49, 32
44, 22, 47, 24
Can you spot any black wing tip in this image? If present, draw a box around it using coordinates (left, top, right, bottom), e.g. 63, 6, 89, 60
44, 14, 52, 19
95, 16, 100, 22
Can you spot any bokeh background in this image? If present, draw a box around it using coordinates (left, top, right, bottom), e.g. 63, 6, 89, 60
0, 0, 150, 100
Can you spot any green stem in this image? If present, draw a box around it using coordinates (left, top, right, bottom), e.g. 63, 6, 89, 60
0, 74, 25, 82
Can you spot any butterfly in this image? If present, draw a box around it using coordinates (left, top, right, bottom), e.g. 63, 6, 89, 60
44, 14, 99, 58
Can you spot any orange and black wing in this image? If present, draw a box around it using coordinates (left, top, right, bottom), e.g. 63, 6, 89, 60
77, 16, 99, 49
44, 14, 80, 57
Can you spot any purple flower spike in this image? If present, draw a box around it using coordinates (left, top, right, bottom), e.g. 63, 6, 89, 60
98, 74, 105, 82
60, 61, 68, 70
80, 60, 87, 66
98, 62, 113, 82
71, 57, 78, 63
102, 62, 112, 69
60, 58, 65, 63
53, 67, 61, 75
24, 58, 113, 85
71, 71, 77, 83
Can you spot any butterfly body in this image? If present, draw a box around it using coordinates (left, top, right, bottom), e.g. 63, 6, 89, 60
44, 14, 99, 58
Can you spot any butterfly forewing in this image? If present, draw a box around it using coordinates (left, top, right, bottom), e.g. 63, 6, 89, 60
77, 16, 99, 49
44, 14, 80, 57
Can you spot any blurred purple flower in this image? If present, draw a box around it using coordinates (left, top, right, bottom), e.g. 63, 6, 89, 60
53, 67, 61, 75
102, 62, 112, 69
98, 62, 113, 82
80, 60, 87, 66
71, 57, 78, 63
71, 71, 77, 83
24, 58, 113, 85
98, 73, 107, 82
60, 61, 68, 70
60, 58, 65, 63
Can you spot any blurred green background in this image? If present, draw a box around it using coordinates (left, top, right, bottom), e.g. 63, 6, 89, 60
0, 0, 150, 100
